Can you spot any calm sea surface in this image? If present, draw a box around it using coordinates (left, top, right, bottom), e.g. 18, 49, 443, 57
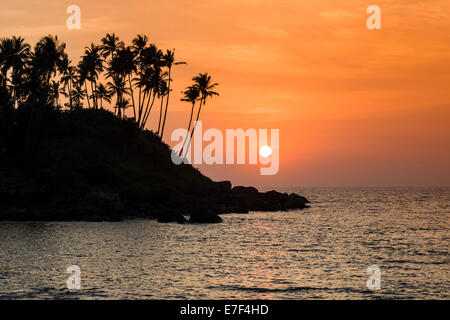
0, 187, 448, 299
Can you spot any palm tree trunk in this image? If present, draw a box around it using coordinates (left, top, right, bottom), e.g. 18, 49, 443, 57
84, 81, 91, 109
179, 102, 195, 156
157, 96, 164, 136
90, 80, 96, 109
141, 94, 156, 130
138, 90, 148, 127
68, 79, 73, 110
128, 74, 136, 120
160, 68, 171, 140
184, 99, 203, 159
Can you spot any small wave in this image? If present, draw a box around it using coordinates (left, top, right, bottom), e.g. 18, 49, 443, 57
214, 284, 371, 295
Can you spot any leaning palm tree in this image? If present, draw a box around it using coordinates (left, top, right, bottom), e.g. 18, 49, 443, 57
156, 80, 169, 136
159, 49, 186, 140
140, 66, 167, 130
184, 73, 219, 158
95, 83, 112, 109
135, 44, 164, 126
178, 85, 200, 157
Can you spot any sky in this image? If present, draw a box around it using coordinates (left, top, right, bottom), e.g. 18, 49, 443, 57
2, 0, 449, 187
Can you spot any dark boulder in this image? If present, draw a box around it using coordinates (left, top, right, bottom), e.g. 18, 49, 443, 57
190, 209, 223, 223
157, 210, 188, 224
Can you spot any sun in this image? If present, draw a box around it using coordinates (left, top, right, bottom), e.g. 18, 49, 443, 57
259, 145, 272, 158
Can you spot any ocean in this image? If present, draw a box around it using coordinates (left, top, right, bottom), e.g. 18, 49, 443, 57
0, 187, 448, 299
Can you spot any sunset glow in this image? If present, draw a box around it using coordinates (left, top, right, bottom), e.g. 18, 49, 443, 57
2, 0, 449, 187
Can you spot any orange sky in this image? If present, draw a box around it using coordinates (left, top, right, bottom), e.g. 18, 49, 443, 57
2, 0, 450, 187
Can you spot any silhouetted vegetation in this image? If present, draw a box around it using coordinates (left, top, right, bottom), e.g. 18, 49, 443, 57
0, 33, 218, 156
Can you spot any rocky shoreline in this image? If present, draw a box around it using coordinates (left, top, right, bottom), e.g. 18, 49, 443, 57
0, 109, 309, 224
0, 181, 309, 224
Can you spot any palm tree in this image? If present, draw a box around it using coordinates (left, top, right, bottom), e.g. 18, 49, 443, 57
34, 35, 66, 83
156, 80, 169, 135
184, 73, 219, 158
136, 44, 164, 125
77, 61, 91, 109
132, 34, 149, 117
179, 85, 200, 157
140, 66, 167, 130
100, 33, 123, 59
116, 99, 131, 120
81, 44, 103, 109
0, 36, 30, 107
107, 75, 128, 118
49, 80, 65, 108
95, 83, 112, 109
71, 84, 85, 109
159, 49, 186, 140
0, 36, 30, 79
59, 54, 76, 110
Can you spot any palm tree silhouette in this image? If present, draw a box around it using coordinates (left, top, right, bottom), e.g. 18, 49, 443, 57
100, 33, 123, 59
159, 49, 186, 140
157, 79, 169, 136
71, 84, 86, 109
0, 37, 30, 109
179, 86, 200, 157
60, 54, 76, 110
1, 33, 220, 155
34, 35, 65, 83
184, 73, 219, 158
107, 75, 128, 118
95, 83, 112, 109
81, 44, 103, 109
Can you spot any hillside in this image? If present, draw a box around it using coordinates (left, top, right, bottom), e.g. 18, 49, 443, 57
0, 108, 309, 223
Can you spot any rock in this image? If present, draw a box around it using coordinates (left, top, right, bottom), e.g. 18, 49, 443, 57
157, 210, 188, 224
232, 186, 259, 196
189, 209, 223, 223
216, 180, 232, 193
284, 193, 309, 209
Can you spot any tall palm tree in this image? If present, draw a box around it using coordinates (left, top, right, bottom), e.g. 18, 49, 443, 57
0, 36, 30, 80
77, 61, 91, 109
0, 36, 30, 107
34, 35, 66, 83
135, 44, 163, 126
59, 54, 76, 110
156, 80, 169, 135
184, 73, 219, 158
159, 49, 186, 140
95, 83, 112, 109
179, 85, 200, 157
107, 75, 128, 118
140, 66, 167, 130
132, 34, 149, 116
81, 44, 103, 109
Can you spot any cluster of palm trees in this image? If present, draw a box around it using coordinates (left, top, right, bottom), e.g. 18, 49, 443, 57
0, 33, 219, 148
